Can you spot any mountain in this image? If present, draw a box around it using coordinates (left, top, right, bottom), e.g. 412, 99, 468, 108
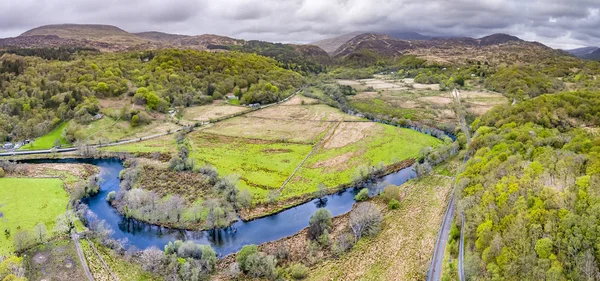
386, 31, 431, 40
583, 48, 600, 60
21, 24, 145, 46
310, 32, 364, 54
566, 46, 600, 59
4, 24, 246, 51
333, 32, 562, 65
134, 31, 190, 42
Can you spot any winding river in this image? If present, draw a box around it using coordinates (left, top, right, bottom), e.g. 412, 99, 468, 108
25, 158, 416, 256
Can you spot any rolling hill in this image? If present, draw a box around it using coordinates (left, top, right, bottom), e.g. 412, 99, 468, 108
21, 24, 145, 47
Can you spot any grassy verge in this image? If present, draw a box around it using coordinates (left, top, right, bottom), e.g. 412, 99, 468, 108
20, 122, 69, 150
308, 154, 459, 280
0, 178, 69, 255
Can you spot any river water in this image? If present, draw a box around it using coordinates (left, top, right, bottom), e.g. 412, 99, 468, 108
25, 158, 416, 256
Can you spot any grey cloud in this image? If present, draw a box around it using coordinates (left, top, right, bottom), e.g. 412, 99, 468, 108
0, 0, 599, 49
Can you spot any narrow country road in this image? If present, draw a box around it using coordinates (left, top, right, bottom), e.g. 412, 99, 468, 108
427, 194, 456, 281
72, 233, 95, 281
0, 89, 303, 158
459, 213, 466, 281
427, 89, 471, 281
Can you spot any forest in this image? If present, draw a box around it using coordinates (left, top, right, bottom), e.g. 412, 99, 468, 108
458, 91, 600, 280
0, 49, 303, 141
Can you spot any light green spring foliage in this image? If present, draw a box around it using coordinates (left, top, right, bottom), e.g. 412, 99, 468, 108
0, 49, 304, 141
0, 178, 69, 254
459, 91, 600, 280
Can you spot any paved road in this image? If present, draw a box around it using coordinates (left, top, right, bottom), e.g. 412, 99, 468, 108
427, 89, 471, 281
428, 194, 456, 281
72, 233, 95, 281
459, 213, 466, 281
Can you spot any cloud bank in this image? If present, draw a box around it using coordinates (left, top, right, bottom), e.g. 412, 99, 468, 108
1, 0, 598, 49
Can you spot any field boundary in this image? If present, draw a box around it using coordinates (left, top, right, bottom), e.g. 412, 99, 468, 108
278, 121, 341, 192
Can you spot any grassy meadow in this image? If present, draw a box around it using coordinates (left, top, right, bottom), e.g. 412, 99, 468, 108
188, 132, 314, 200
282, 123, 442, 199
0, 178, 69, 254
20, 122, 69, 150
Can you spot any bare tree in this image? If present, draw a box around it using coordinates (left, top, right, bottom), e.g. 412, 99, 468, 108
13, 230, 33, 252
349, 202, 383, 243
237, 189, 253, 209
33, 223, 48, 243
140, 246, 165, 273
316, 183, 328, 198
54, 211, 75, 235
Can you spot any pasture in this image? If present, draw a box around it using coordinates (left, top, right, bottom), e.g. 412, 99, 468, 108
0, 178, 69, 254
20, 122, 69, 150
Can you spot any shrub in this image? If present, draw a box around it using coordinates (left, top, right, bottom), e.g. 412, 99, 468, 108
236, 244, 259, 272
245, 252, 278, 280
349, 202, 383, 242
382, 185, 401, 202
289, 263, 309, 280
131, 114, 139, 127
355, 188, 369, 201
225, 263, 241, 280
308, 208, 332, 240
332, 232, 355, 257
388, 199, 401, 209
106, 191, 116, 202
318, 229, 332, 248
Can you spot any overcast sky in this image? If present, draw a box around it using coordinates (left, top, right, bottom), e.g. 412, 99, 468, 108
1, 0, 599, 49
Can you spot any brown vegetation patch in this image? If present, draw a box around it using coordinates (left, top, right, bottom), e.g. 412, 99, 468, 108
248, 103, 361, 122
183, 103, 249, 122
8, 163, 98, 192
311, 152, 354, 170
336, 80, 362, 86
217, 206, 354, 278
137, 166, 211, 201
323, 122, 375, 149
282, 95, 321, 106
262, 148, 294, 154
419, 95, 453, 105
204, 116, 329, 143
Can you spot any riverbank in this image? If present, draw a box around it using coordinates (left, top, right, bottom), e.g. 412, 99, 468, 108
239, 158, 415, 221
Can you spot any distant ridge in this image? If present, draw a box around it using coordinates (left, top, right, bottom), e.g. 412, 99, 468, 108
565, 46, 600, 60
310, 32, 364, 54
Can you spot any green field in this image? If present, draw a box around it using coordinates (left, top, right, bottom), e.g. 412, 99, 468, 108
188, 132, 313, 200
20, 122, 69, 150
0, 178, 69, 254
283, 123, 441, 199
